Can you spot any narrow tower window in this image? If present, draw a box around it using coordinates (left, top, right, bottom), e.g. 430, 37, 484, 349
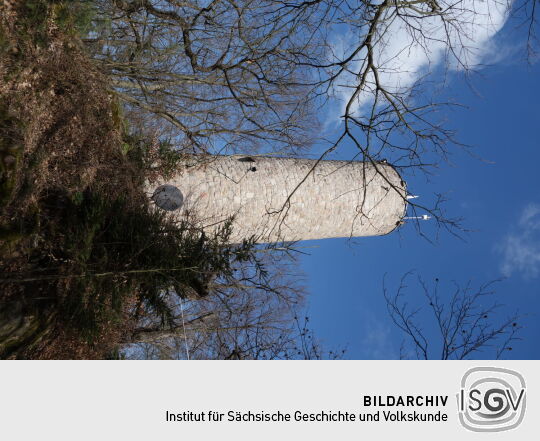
237, 156, 255, 163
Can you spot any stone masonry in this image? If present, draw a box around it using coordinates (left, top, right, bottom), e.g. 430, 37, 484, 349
146, 155, 407, 243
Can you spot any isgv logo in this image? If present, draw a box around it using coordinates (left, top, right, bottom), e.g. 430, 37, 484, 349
457, 367, 526, 432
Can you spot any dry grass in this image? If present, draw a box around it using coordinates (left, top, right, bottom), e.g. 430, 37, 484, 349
0, 1, 247, 360
0, 0, 143, 359
0, 1, 141, 212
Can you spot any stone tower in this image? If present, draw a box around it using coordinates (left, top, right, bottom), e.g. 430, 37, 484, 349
146, 155, 407, 243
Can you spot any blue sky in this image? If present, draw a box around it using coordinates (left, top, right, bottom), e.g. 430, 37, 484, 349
300, 20, 540, 359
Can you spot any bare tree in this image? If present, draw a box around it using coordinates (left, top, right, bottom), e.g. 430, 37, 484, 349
75, 2, 533, 359
122, 242, 344, 359
85, 0, 320, 155
383, 272, 522, 359
512, 0, 540, 60
81, 1, 530, 237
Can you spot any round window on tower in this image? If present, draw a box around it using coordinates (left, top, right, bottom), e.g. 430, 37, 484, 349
151, 184, 184, 211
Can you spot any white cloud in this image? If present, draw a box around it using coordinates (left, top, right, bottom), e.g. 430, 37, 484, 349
498, 203, 540, 278
361, 319, 396, 359
331, 0, 512, 115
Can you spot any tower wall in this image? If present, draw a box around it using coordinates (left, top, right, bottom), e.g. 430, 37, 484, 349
146, 156, 407, 243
